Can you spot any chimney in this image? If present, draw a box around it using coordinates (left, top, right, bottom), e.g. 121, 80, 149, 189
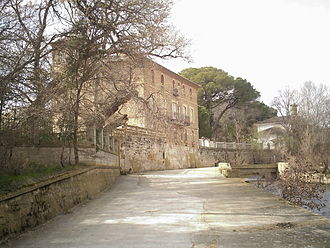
290, 104, 298, 116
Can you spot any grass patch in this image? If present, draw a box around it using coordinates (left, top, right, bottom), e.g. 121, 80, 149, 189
0, 163, 88, 195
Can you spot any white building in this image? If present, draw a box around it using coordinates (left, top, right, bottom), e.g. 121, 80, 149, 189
254, 117, 285, 149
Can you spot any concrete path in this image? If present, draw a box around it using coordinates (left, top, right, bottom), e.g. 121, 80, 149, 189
3, 167, 330, 248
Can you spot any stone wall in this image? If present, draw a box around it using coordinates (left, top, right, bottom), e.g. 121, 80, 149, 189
200, 147, 283, 167
0, 166, 120, 243
120, 134, 202, 173
0, 146, 118, 171
118, 132, 283, 173
220, 164, 278, 178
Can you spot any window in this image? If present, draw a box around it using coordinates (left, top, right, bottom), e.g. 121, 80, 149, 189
161, 74, 164, 85
189, 88, 192, 97
172, 102, 177, 119
172, 80, 175, 88
163, 98, 167, 114
190, 107, 194, 123
183, 105, 187, 117
182, 85, 185, 96
96, 129, 101, 146
151, 70, 155, 84
109, 136, 114, 151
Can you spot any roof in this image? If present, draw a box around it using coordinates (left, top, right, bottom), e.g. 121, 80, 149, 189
255, 116, 284, 125
259, 126, 285, 135
154, 63, 201, 89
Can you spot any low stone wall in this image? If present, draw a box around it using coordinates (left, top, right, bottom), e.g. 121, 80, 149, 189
0, 146, 118, 171
220, 164, 278, 178
0, 166, 120, 243
200, 147, 282, 167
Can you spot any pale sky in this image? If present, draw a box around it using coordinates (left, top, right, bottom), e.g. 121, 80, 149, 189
159, 0, 330, 105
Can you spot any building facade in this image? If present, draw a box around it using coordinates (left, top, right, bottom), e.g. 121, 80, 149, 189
122, 62, 200, 148
114, 62, 201, 172
52, 47, 201, 171
254, 117, 285, 150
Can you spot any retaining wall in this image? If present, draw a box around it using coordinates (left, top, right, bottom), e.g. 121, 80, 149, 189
0, 146, 118, 171
120, 134, 202, 173
0, 166, 120, 243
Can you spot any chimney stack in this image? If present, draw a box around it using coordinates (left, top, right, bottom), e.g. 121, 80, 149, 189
290, 104, 298, 116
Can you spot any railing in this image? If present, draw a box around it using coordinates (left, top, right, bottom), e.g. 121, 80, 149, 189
115, 125, 166, 137
171, 113, 190, 126
199, 139, 262, 150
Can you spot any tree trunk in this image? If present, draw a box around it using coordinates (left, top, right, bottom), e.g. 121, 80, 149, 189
73, 99, 80, 164
73, 82, 82, 165
0, 97, 3, 132
32, 47, 42, 145
211, 107, 228, 139
211, 99, 239, 139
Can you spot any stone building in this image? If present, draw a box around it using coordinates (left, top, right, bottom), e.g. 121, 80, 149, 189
52, 42, 201, 171
115, 62, 201, 172
121, 62, 200, 147
254, 116, 285, 149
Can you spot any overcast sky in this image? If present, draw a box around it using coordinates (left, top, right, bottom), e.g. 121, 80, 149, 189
159, 0, 330, 105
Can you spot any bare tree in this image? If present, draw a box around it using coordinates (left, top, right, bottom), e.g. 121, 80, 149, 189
0, 0, 70, 171
299, 81, 329, 128
271, 86, 299, 127
0, 0, 65, 146
52, 0, 189, 164
272, 82, 329, 209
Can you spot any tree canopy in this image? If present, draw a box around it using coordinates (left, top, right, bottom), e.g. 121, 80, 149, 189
180, 67, 259, 111
179, 67, 274, 140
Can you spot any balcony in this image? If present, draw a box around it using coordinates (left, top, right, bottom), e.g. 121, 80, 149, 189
171, 113, 190, 126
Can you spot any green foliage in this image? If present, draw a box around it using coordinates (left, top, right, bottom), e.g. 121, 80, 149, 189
180, 67, 260, 110
246, 101, 278, 123
180, 67, 269, 141
198, 105, 212, 138
180, 67, 232, 108
233, 77, 261, 106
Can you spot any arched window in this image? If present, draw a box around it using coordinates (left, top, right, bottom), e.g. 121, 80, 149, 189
182, 85, 185, 96
172, 80, 175, 88
161, 74, 164, 85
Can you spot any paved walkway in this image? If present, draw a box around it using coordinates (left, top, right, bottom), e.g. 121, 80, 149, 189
3, 167, 330, 248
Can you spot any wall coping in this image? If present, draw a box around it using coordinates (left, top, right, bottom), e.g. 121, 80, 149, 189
232, 164, 278, 169
0, 165, 119, 203
199, 147, 267, 151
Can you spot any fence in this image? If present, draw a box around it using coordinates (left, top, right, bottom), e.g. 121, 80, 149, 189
199, 139, 262, 150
